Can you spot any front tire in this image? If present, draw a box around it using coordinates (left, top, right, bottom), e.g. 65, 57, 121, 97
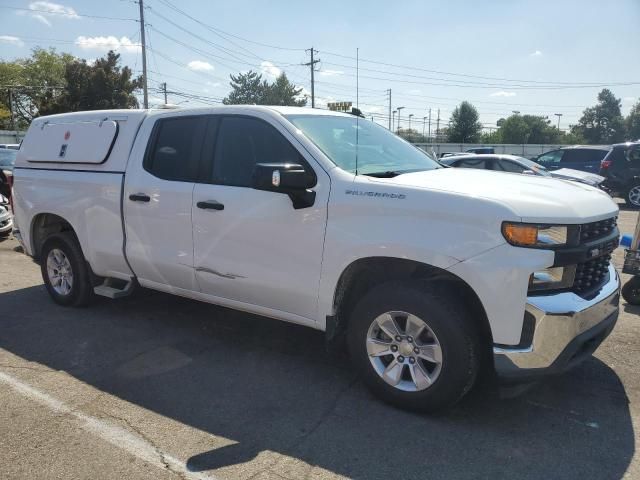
40, 232, 93, 307
347, 280, 479, 412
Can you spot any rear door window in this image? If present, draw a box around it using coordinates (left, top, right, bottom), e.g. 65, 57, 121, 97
628, 147, 640, 167
562, 149, 607, 164
145, 116, 206, 182
454, 158, 487, 169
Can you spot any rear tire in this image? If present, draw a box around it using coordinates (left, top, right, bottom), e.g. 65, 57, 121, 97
622, 276, 640, 305
347, 280, 479, 412
40, 232, 93, 307
625, 184, 640, 208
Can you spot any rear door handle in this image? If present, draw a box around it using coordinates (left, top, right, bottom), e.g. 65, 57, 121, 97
129, 193, 151, 202
197, 200, 224, 211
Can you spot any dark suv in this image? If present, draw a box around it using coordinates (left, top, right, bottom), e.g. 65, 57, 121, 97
535, 145, 610, 173
599, 142, 640, 207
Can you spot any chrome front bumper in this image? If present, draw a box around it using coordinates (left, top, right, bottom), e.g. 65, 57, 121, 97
493, 263, 620, 380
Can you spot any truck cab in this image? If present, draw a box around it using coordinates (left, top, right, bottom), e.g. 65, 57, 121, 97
12, 106, 620, 411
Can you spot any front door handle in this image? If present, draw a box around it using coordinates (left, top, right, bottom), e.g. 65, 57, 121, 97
197, 200, 224, 211
129, 193, 151, 202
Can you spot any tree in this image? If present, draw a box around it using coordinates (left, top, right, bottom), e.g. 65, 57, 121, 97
447, 101, 482, 143
0, 47, 74, 128
40, 51, 141, 115
263, 73, 306, 106
223, 70, 306, 106
397, 128, 427, 143
572, 89, 626, 144
627, 101, 640, 140
499, 114, 560, 144
480, 129, 502, 143
222, 70, 267, 105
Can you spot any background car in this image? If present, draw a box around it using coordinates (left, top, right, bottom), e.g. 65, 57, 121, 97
535, 145, 610, 173
466, 147, 495, 154
440, 154, 605, 187
0, 194, 12, 239
0, 144, 20, 150
599, 141, 640, 207
0, 148, 17, 199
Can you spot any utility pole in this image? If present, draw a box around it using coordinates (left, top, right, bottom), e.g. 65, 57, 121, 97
138, 0, 148, 109
304, 48, 320, 108
428, 108, 431, 143
392, 110, 397, 132
436, 109, 440, 141
387, 89, 392, 130
396, 106, 405, 133
554, 113, 563, 130
7, 88, 15, 133
161, 82, 167, 104
422, 116, 427, 138
408, 113, 413, 131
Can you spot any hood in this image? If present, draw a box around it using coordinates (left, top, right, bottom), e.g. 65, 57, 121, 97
549, 168, 604, 186
371, 168, 618, 224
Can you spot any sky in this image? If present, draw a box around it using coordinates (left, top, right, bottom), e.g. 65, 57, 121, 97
0, 0, 639, 133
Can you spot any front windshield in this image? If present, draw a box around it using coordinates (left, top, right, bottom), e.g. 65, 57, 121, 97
286, 114, 440, 175
0, 149, 17, 167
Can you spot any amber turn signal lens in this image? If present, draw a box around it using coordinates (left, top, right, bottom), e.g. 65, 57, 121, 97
502, 224, 538, 246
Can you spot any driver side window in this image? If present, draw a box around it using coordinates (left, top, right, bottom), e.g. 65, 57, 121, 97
537, 150, 563, 165
212, 116, 302, 187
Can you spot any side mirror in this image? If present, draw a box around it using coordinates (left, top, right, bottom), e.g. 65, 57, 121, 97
252, 163, 317, 209
522, 169, 536, 175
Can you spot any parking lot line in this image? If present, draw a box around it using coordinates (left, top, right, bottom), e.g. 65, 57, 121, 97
0, 371, 219, 480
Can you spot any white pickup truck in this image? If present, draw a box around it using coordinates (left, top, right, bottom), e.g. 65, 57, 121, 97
12, 106, 620, 411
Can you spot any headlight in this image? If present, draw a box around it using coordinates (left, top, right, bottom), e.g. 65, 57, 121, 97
528, 266, 575, 292
502, 222, 568, 248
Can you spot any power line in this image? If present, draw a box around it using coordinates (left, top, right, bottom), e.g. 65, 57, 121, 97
319, 50, 638, 87
154, 0, 305, 52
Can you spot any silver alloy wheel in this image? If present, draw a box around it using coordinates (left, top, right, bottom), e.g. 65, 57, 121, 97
46, 248, 73, 296
366, 311, 443, 392
629, 186, 640, 207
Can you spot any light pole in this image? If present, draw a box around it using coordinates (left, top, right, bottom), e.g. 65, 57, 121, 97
392, 110, 397, 132
408, 113, 414, 131
554, 113, 563, 130
396, 106, 405, 133
422, 116, 427, 138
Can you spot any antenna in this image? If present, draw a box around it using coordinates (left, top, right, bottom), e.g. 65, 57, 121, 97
355, 47, 359, 176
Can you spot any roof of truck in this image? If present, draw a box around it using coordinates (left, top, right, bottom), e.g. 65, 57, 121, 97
31, 106, 354, 123
147, 105, 352, 117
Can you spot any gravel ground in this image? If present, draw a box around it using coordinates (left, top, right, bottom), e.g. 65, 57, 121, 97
0, 207, 638, 480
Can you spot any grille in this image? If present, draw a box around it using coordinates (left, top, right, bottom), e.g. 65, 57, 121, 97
573, 254, 611, 295
579, 217, 617, 243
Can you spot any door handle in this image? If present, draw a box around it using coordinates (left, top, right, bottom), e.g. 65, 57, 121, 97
197, 200, 224, 211
129, 193, 151, 202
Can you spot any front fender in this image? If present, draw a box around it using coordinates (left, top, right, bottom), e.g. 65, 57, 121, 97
447, 243, 554, 345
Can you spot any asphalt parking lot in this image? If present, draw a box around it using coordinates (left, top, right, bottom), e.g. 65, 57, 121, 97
0, 208, 638, 480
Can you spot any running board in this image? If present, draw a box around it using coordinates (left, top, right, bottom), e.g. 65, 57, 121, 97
93, 278, 135, 299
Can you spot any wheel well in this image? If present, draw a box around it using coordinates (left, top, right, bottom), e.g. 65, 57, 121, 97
31, 213, 77, 260
329, 257, 493, 349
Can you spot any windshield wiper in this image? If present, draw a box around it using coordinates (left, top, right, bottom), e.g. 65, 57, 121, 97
363, 170, 405, 178
363, 168, 429, 178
